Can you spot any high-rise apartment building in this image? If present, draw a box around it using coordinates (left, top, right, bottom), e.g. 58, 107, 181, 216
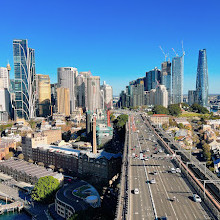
87, 76, 101, 111
13, 39, 36, 120
132, 81, 144, 107
36, 74, 51, 117
155, 85, 168, 108
57, 88, 70, 116
146, 67, 161, 91
161, 61, 171, 104
0, 63, 11, 89
196, 49, 208, 107
57, 67, 78, 113
100, 81, 113, 109
188, 90, 197, 106
172, 55, 184, 104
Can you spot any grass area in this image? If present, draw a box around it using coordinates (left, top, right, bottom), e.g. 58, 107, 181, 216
180, 112, 210, 118
73, 185, 91, 198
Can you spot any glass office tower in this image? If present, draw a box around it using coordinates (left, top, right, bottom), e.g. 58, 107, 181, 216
13, 39, 36, 120
196, 49, 208, 107
161, 61, 171, 104
172, 56, 184, 104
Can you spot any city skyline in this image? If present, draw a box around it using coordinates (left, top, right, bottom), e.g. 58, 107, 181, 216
0, 0, 219, 95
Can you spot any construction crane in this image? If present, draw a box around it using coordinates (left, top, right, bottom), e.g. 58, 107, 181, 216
182, 40, 185, 56
172, 48, 179, 57
159, 46, 168, 61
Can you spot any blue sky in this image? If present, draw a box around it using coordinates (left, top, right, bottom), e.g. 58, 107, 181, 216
0, 0, 219, 95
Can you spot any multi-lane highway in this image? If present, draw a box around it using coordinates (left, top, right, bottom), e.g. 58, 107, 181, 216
129, 114, 214, 220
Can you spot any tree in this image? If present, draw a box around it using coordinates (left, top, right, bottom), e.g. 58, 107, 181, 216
28, 120, 36, 129
152, 105, 168, 115
168, 104, 181, 116
18, 153, 24, 160
31, 176, 60, 203
177, 123, 184, 129
4, 152, 14, 160
191, 103, 209, 114
110, 113, 115, 122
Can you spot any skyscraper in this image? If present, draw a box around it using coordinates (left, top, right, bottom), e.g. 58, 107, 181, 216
76, 74, 86, 109
57, 87, 70, 116
100, 81, 113, 109
36, 74, 51, 117
13, 39, 36, 120
87, 76, 101, 111
196, 49, 208, 107
188, 90, 197, 106
146, 67, 161, 91
57, 67, 78, 113
172, 55, 184, 104
161, 61, 171, 104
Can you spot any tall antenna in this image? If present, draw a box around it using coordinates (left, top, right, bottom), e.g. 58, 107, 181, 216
172, 48, 179, 57
159, 46, 168, 61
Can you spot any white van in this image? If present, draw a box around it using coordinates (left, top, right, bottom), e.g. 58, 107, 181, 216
171, 168, 176, 173
134, 188, 139, 194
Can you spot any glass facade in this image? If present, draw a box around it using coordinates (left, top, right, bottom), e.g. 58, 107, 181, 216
13, 39, 36, 120
196, 49, 208, 107
161, 61, 171, 104
172, 56, 184, 104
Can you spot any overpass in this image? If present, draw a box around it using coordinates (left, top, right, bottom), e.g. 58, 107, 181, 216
115, 112, 219, 220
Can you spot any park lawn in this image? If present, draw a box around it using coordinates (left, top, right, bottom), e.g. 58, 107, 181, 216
180, 112, 210, 118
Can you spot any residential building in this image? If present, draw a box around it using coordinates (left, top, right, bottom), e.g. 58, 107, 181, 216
22, 132, 47, 160
36, 74, 51, 117
13, 39, 36, 120
57, 67, 78, 113
87, 76, 101, 111
57, 87, 70, 116
172, 55, 184, 104
196, 49, 209, 107
155, 85, 168, 108
150, 114, 169, 126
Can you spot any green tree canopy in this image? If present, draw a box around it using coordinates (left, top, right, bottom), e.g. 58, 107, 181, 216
114, 114, 128, 130
191, 103, 209, 114
152, 105, 169, 115
168, 104, 181, 116
31, 176, 60, 203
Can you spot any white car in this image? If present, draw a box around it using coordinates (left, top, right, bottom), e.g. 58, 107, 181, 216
176, 168, 181, 173
193, 194, 201, 203
134, 188, 139, 194
171, 168, 176, 173
150, 179, 156, 184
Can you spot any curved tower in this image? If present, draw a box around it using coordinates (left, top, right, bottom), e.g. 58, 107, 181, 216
196, 49, 208, 107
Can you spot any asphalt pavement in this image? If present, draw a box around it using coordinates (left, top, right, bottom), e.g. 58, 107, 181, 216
129, 114, 213, 220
